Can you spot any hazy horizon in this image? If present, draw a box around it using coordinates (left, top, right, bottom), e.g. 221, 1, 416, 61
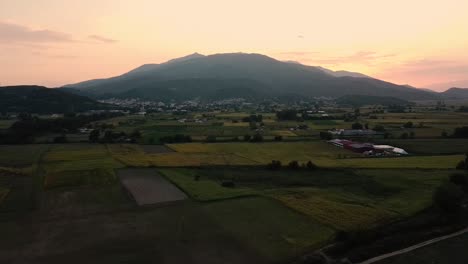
1, 0, 468, 91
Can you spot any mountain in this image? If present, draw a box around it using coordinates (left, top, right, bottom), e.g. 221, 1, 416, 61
314, 66, 371, 78
0, 86, 112, 113
336, 95, 412, 107
65, 53, 438, 101
440, 87, 468, 99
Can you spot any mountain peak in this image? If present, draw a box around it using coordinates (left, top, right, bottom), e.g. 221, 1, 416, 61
166, 52, 205, 64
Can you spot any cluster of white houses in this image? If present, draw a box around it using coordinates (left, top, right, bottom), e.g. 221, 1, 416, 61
328, 139, 408, 156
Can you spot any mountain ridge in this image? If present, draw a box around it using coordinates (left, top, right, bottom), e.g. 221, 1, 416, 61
64, 52, 438, 101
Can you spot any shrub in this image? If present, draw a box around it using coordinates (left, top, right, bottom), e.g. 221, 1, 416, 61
221, 180, 235, 188
449, 173, 467, 186
456, 160, 467, 170
433, 182, 464, 213
243, 135, 251, 142
352, 122, 363, 129
274, 135, 283, 141
400, 132, 409, 139
373, 125, 385, 132
320, 131, 332, 140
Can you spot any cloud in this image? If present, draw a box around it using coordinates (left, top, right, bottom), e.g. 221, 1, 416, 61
0, 21, 74, 43
310, 51, 396, 66
376, 57, 468, 89
88, 34, 117, 43
276, 51, 320, 57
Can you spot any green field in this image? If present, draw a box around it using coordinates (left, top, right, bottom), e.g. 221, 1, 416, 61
159, 168, 257, 201
373, 139, 468, 154
41, 144, 123, 189
156, 168, 452, 233
0, 145, 48, 167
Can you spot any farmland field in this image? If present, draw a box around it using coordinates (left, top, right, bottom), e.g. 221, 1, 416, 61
0, 144, 48, 167
159, 168, 257, 201
1, 107, 468, 264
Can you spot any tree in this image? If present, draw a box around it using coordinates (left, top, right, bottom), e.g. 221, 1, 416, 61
89, 129, 100, 143
276, 110, 298, 121
18, 112, 33, 121
320, 132, 332, 140
130, 129, 142, 139
288, 160, 300, 170
403, 121, 414, 128
352, 122, 363, 129
53, 135, 67, 143
252, 133, 263, 142
306, 161, 318, 170
373, 125, 385, 132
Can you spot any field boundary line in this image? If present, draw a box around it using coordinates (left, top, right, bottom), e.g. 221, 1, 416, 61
358, 226, 468, 264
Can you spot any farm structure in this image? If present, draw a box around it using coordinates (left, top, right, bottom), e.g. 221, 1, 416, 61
328, 139, 408, 156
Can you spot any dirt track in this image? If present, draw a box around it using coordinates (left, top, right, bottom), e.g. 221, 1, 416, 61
117, 168, 186, 206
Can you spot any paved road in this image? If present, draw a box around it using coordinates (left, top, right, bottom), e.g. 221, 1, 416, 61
359, 227, 468, 264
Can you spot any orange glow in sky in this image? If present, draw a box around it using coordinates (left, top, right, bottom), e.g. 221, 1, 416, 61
1, 0, 468, 91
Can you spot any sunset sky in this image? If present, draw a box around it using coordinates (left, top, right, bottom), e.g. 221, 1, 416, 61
1, 0, 467, 91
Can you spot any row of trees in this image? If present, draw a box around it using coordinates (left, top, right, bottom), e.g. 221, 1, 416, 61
0, 112, 123, 144
89, 129, 141, 143
267, 160, 318, 170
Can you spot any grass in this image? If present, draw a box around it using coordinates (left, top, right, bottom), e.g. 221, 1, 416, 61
373, 139, 468, 155
0, 120, 15, 129
165, 142, 462, 169
334, 155, 463, 169
377, 232, 468, 264
158, 168, 257, 201
0, 145, 48, 167
0, 187, 9, 204
44, 168, 117, 189
203, 197, 335, 260
149, 152, 258, 167
41, 144, 123, 189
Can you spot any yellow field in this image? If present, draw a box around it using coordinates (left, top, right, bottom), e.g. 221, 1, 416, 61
273, 190, 396, 231
149, 152, 258, 167
167, 142, 462, 169
107, 144, 151, 167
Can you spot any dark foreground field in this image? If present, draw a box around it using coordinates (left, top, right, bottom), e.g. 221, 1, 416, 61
377, 232, 468, 264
